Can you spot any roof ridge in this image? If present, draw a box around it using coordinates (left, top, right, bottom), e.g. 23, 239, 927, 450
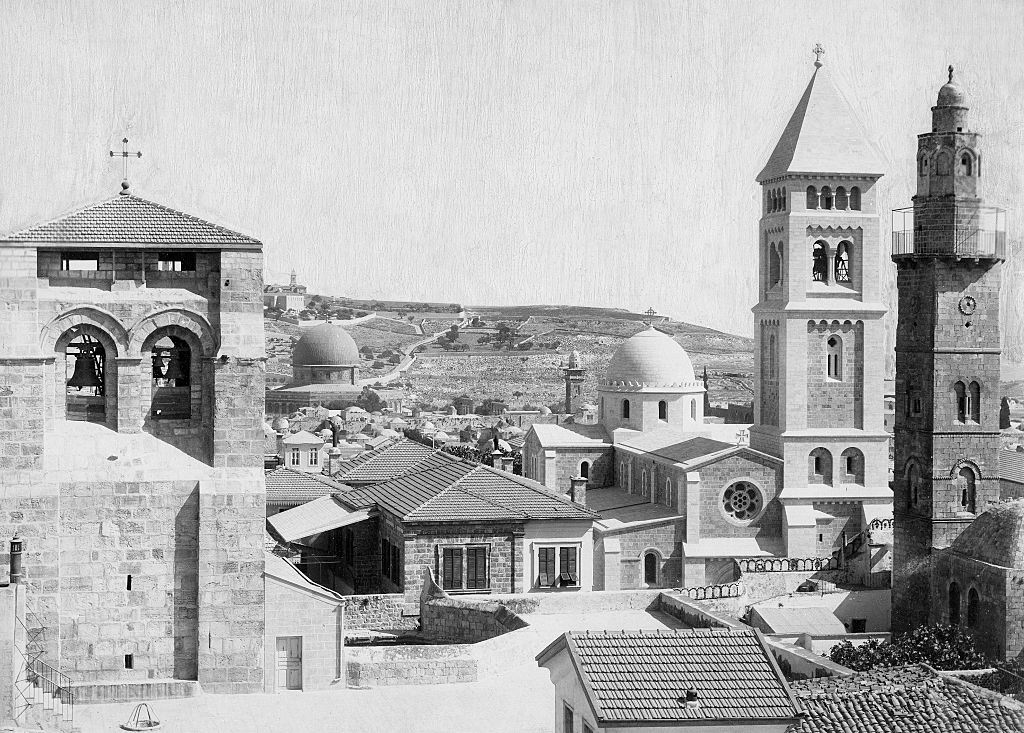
488, 464, 600, 517
446, 467, 530, 518
123, 193, 261, 243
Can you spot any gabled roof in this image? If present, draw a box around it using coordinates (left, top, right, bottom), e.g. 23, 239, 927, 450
265, 467, 346, 506
267, 495, 374, 543
757, 62, 884, 182
790, 664, 1024, 733
617, 434, 733, 464
339, 461, 598, 523
951, 499, 1024, 569
281, 430, 324, 446
535, 629, 800, 725
1, 191, 261, 249
330, 438, 457, 484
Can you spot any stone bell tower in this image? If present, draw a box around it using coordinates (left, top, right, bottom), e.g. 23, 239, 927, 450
563, 351, 585, 414
748, 46, 891, 559
891, 67, 1006, 634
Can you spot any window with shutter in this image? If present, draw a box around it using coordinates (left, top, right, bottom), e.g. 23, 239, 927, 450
559, 547, 579, 586
391, 544, 401, 585
381, 539, 390, 580
538, 547, 555, 587
442, 548, 463, 590
466, 547, 488, 589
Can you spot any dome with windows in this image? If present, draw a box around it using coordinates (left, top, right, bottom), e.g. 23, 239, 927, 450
292, 323, 360, 366
951, 499, 1024, 568
604, 327, 697, 389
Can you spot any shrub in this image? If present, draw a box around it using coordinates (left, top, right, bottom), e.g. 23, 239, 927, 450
828, 624, 987, 672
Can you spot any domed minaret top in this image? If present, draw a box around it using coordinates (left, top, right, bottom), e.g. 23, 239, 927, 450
932, 65, 969, 133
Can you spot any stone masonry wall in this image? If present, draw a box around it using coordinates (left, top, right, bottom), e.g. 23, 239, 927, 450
264, 574, 341, 692
599, 521, 682, 590
402, 523, 519, 602
420, 597, 528, 643
806, 320, 863, 430
345, 644, 477, 687
697, 453, 783, 541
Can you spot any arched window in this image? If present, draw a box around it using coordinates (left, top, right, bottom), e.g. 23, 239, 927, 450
640, 469, 649, 497
664, 478, 673, 507
918, 155, 929, 176
849, 187, 861, 211
834, 242, 851, 283
827, 336, 842, 381
841, 448, 864, 484
967, 587, 980, 628
690, 399, 697, 421
622, 399, 630, 419
949, 581, 961, 625
906, 461, 920, 507
768, 334, 777, 378
769, 244, 782, 287
969, 381, 981, 423
644, 552, 658, 585
958, 153, 972, 177
820, 186, 833, 210
835, 186, 848, 210
599, 396, 604, 420
954, 381, 967, 422
812, 242, 828, 282
580, 461, 590, 479
781, 187, 787, 210
150, 335, 192, 419
936, 151, 952, 175
958, 466, 976, 513
809, 448, 833, 486
806, 186, 818, 209
658, 400, 667, 421
65, 333, 107, 423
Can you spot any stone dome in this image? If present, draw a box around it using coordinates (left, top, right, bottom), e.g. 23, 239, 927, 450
270, 416, 289, 432
936, 68, 967, 107
604, 327, 696, 388
292, 323, 359, 366
951, 500, 1024, 568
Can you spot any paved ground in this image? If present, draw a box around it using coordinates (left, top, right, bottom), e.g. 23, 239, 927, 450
75, 608, 685, 733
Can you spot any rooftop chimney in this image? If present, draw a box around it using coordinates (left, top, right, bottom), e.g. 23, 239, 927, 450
500, 455, 514, 473
569, 475, 587, 506
276, 431, 286, 463
682, 688, 699, 710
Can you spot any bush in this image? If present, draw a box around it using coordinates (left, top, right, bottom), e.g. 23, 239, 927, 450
829, 624, 987, 672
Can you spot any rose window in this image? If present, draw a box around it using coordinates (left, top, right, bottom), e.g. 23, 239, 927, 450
722, 482, 763, 522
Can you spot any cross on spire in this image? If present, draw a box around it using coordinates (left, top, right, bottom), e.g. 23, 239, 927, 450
109, 137, 142, 194
813, 43, 825, 68
643, 307, 657, 326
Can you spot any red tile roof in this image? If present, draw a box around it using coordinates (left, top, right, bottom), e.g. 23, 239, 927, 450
265, 467, 347, 506
330, 438, 457, 484
1, 193, 261, 248
790, 664, 1024, 732
535, 629, 800, 724
339, 462, 598, 523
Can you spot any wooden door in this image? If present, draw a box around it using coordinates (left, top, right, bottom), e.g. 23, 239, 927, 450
275, 636, 302, 690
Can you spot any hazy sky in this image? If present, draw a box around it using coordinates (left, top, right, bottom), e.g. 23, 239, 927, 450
2, 1, 1023, 341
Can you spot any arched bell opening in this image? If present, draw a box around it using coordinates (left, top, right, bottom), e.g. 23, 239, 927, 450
149, 336, 193, 420
141, 325, 211, 463
56, 325, 120, 429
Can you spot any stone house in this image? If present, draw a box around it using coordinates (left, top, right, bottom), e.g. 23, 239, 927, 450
268, 460, 598, 601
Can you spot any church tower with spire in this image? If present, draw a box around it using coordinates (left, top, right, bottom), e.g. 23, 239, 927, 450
890, 68, 1006, 634
749, 47, 892, 556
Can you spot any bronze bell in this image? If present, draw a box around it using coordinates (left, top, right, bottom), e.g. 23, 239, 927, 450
152, 354, 166, 380
68, 352, 103, 389
162, 354, 184, 382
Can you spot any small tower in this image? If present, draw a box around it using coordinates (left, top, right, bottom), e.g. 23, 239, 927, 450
289, 268, 298, 288
891, 67, 1006, 635
563, 351, 586, 414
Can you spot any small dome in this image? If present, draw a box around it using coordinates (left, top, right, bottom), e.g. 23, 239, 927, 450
539, 406, 552, 415
936, 66, 967, 107
271, 416, 289, 432
605, 327, 696, 388
292, 323, 359, 366
951, 500, 1024, 568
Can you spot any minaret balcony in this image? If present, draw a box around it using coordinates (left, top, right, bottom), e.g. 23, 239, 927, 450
891, 206, 1006, 261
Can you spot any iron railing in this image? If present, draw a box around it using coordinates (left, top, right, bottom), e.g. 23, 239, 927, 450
26, 656, 74, 725
891, 205, 1007, 259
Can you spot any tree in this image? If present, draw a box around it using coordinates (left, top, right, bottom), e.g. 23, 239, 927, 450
356, 387, 385, 413
448, 325, 460, 341
828, 624, 987, 672
1001, 397, 1012, 429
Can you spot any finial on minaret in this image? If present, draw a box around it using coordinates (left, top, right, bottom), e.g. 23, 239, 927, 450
813, 43, 825, 68
948, 65, 954, 83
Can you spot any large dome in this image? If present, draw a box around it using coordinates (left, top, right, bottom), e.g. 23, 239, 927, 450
292, 323, 359, 366
951, 499, 1024, 569
604, 327, 697, 388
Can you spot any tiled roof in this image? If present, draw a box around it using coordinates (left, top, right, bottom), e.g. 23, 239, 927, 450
536, 629, 799, 724
331, 438, 456, 484
1, 192, 261, 247
757, 62, 885, 182
281, 430, 325, 445
618, 434, 733, 464
790, 664, 1024, 733
1001, 449, 1024, 484
339, 462, 599, 523
265, 467, 347, 506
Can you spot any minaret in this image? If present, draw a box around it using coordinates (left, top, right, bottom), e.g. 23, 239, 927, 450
289, 268, 298, 288
890, 67, 1005, 634
563, 351, 585, 414
748, 45, 891, 557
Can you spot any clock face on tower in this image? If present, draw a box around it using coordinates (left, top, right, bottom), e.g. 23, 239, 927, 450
958, 295, 977, 316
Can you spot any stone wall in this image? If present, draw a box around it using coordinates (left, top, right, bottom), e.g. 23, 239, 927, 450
697, 453, 783, 540
339, 594, 414, 631
345, 644, 477, 687
264, 572, 342, 692
597, 521, 682, 590
420, 597, 528, 644
402, 522, 519, 602
806, 320, 863, 430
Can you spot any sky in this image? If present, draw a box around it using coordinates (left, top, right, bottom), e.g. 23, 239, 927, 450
1, 0, 1023, 347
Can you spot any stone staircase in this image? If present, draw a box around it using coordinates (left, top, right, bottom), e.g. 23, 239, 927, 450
17, 660, 79, 733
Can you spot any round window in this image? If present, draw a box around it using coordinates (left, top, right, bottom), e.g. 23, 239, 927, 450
722, 482, 763, 522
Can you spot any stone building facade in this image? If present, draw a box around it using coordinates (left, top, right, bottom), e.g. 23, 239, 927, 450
891, 70, 1010, 647
0, 184, 266, 692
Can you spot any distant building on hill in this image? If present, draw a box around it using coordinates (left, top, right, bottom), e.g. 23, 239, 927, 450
263, 269, 307, 311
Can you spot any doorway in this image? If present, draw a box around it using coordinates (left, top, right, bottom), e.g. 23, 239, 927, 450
275, 636, 302, 691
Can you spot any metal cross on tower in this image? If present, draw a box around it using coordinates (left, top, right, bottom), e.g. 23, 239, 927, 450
813, 43, 825, 68
109, 137, 142, 184
643, 307, 657, 325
